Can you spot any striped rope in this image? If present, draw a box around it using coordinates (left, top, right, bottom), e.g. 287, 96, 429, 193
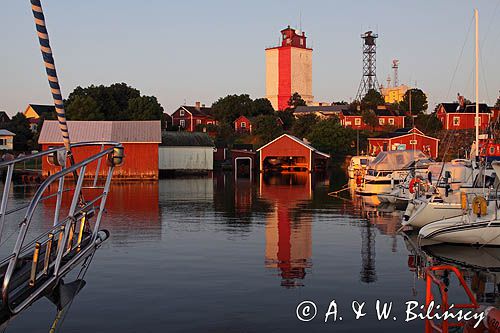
30, 0, 71, 152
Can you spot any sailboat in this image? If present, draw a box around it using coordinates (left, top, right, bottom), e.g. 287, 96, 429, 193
419, 9, 500, 245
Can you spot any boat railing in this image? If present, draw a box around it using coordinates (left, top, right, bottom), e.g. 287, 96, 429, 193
425, 265, 478, 333
0, 141, 123, 314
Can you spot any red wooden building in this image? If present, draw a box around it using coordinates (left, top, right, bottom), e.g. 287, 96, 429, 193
171, 102, 216, 132
339, 108, 405, 131
436, 102, 491, 130
367, 127, 439, 158
257, 134, 329, 172
38, 120, 161, 180
234, 115, 252, 133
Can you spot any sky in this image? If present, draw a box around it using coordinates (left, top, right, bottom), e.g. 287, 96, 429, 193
1, 0, 500, 117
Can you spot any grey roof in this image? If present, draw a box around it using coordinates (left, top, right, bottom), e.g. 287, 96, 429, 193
294, 105, 349, 113
175, 105, 213, 117
0, 112, 10, 121
438, 102, 490, 114
161, 132, 214, 147
0, 129, 15, 136
38, 120, 161, 143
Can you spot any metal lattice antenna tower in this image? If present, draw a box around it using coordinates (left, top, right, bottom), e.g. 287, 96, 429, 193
392, 59, 399, 87
355, 31, 381, 101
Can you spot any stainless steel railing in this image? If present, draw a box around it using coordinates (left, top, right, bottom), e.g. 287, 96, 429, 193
0, 141, 123, 314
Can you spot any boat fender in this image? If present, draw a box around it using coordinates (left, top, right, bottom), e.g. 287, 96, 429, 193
472, 196, 487, 217
409, 178, 421, 194
461, 191, 468, 211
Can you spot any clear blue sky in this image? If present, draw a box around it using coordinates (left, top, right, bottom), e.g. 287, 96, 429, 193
1, 0, 500, 116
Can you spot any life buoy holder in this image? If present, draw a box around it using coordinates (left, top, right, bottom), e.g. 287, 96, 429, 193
409, 178, 421, 194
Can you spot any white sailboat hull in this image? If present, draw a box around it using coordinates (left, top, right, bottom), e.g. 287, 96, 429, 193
419, 218, 500, 246
403, 200, 463, 228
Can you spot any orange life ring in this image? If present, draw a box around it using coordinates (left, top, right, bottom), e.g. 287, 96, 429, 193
409, 178, 421, 194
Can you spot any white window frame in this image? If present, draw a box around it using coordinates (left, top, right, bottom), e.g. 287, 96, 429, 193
379, 118, 385, 125
179, 109, 185, 116
388, 118, 394, 125
196, 119, 202, 125
180, 119, 185, 128
354, 118, 361, 126
410, 139, 417, 145
453, 116, 460, 126
241, 122, 246, 128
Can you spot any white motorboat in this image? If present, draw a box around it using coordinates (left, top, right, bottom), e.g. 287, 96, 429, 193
347, 155, 373, 179
356, 150, 428, 196
377, 158, 435, 208
418, 213, 500, 246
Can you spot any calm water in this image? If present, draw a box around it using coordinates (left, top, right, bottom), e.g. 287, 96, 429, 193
1, 170, 496, 332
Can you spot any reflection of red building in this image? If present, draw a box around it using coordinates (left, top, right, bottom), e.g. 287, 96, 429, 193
260, 173, 313, 287
41, 182, 160, 239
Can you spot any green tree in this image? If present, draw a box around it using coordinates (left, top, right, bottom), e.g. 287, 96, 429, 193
361, 89, 384, 110
212, 94, 255, 123
252, 98, 274, 116
287, 92, 306, 109
278, 109, 295, 130
307, 119, 356, 156
292, 113, 319, 139
400, 88, 428, 115
253, 115, 284, 144
214, 122, 235, 145
65, 83, 162, 121
65, 95, 104, 120
361, 110, 378, 131
127, 96, 164, 120
414, 113, 443, 136
6, 113, 35, 152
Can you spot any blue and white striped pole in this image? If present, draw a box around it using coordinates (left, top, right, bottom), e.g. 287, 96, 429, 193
30, 0, 72, 153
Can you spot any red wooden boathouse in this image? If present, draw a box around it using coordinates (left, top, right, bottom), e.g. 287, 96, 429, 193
38, 120, 161, 180
257, 134, 329, 172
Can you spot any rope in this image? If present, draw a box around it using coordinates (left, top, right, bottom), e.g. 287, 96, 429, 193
30, 0, 71, 153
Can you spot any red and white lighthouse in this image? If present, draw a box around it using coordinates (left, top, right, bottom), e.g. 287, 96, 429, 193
265, 26, 313, 111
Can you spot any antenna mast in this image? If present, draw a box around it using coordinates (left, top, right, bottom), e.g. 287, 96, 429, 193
392, 59, 399, 87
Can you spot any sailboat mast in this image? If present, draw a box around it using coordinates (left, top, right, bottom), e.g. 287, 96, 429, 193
475, 8, 479, 156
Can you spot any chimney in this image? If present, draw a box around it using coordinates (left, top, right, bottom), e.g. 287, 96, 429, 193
195, 101, 201, 110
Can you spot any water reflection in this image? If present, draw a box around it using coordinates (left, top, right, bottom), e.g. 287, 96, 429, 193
260, 173, 314, 288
